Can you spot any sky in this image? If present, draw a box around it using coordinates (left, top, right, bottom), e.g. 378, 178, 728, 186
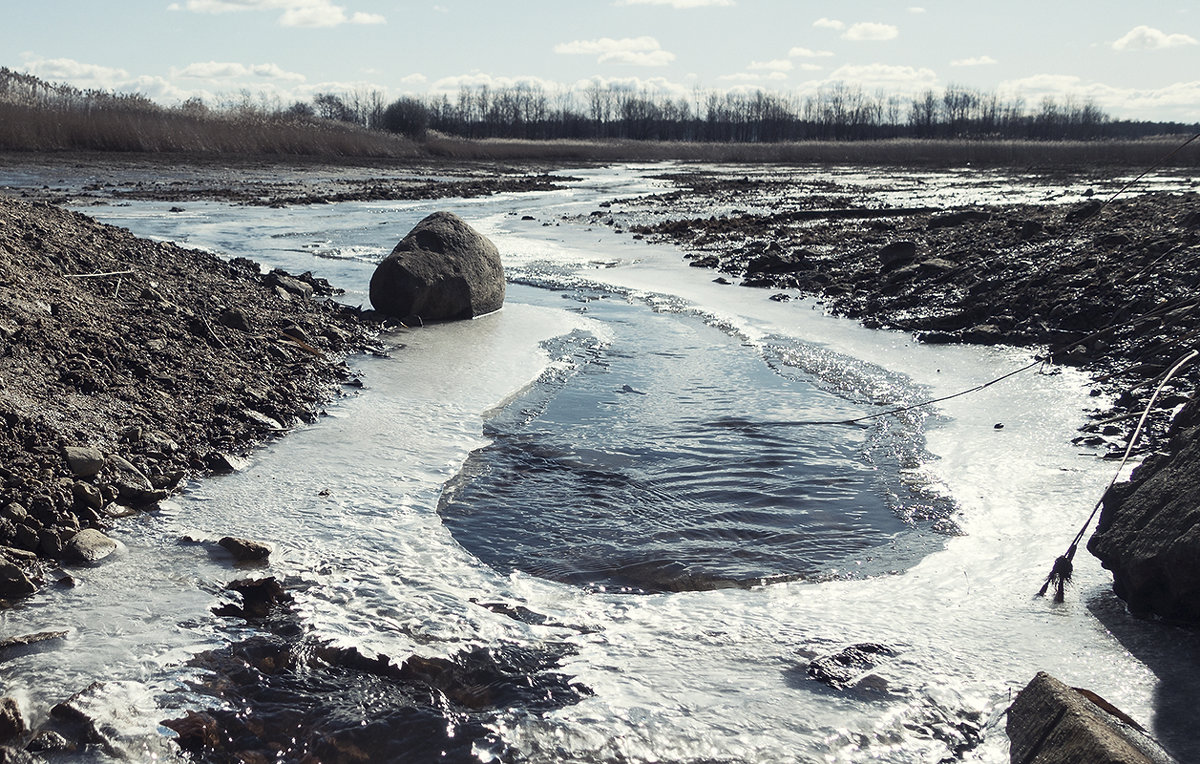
4, 0, 1199, 123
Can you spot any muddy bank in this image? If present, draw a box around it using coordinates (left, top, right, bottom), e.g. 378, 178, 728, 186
0, 194, 382, 597
1, 151, 574, 208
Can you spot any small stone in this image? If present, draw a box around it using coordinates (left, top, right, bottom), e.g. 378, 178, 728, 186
72, 481, 104, 510
0, 744, 33, 763
63, 447, 105, 479
0, 698, 24, 742
25, 730, 72, 753
64, 529, 118, 563
0, 562, 37, 598
218, 308, 252, 332
217, 537, 271, 562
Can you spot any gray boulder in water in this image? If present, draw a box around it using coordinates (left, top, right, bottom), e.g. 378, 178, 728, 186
369, 212, 504, 321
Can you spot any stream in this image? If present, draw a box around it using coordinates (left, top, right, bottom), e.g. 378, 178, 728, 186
2, 163, 1199, 762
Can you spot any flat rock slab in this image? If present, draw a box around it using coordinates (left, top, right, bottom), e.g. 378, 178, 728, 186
1007, 672, 1175, 763
0, 631, 67, 662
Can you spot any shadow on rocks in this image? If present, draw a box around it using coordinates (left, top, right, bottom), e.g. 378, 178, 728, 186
164, 577, 589, 763
1087, 590, 1200, 763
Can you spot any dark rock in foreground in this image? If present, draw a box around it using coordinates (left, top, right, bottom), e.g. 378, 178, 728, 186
1089, 395, 1200, 623
1007, 672, 1174, 763
369, 211, 504, 321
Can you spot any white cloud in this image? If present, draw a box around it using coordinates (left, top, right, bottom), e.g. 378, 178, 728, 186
813, 17, 844, 30
822, 63, 938, 92
1111, 25, 1197, 51
174, 0, 386, 27
615, 0, 734, 6
842, 22, 898, 41
951, 55, 997, 67
995, 73, 1200, 119
797, 63, 824, 72
23, 57, 130, 85
748, 59, 793, 72
429, 72, 561, 93
718, 71, 788, 83
554, 36, 675, 66
172, 61, 305, 82
908, 6, 925, 13
788, 46, 833, 58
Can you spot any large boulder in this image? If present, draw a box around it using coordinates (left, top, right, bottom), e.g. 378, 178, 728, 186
369, 212, 504, 321
1088, 393, 1200, 623
1007, 672, 1172, 763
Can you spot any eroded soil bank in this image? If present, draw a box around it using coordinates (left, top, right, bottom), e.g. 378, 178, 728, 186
0, 194, 385, 596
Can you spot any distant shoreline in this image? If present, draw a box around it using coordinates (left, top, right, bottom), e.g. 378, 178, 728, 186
3, 133, 1200, 168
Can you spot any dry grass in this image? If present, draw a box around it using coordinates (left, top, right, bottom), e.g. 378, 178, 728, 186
0, 103, 423, 157
424, 135, 1200, 168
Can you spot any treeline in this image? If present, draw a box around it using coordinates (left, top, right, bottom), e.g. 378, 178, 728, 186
2, 66, 1197, 160
321, 82, 1197, 143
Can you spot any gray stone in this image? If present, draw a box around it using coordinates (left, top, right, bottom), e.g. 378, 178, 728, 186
64, 529, 117, 563
369, 211, 505, 321
105, 455, 166, 506
1007, 672, 1174, 763
0, 745, 33, 763
63, 446, 105, 479
218, 536, 271, 562
1088, 396, 1200, 623
72, 481, 103, 510
875, 241, 918, 271
0, 699, 22, 743
0, 563, 36, 598
265, 271, 313, 299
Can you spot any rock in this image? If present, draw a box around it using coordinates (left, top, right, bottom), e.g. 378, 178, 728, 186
217, 536, 271, 562
0, 563, 37, 598
62, 446, 105, 479
369, 211, 505, 321
1006, 672, 1173, 763
265, 270, 314, 299
928, 209, 991, 229
0, 746, 33, 763
0, 697, 22, 742
64, 529, 117, 563
104, 455, 166, 506
875, 241, 918, 271
212, 577, 292, 620
1088, 410, 1200, 622
207, 452, 249, 473
24, 730, 72, 753
745, 248, 810, 276
0, 631, 67, 660
805, 643, 897, 690
71, 481, 103, 510
217, 307, 252, 332
1065, 199, 1103, 223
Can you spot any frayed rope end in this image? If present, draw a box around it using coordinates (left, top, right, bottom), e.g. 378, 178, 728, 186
1037, 550, 1075, 603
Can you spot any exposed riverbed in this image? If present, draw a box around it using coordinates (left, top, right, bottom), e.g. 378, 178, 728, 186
2, 161, 1199, 762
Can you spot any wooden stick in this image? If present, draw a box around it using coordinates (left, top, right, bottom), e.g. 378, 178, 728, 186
64, 269, 135, 278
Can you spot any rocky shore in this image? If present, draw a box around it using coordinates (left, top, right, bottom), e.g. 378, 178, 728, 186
0, 194, 382, 599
